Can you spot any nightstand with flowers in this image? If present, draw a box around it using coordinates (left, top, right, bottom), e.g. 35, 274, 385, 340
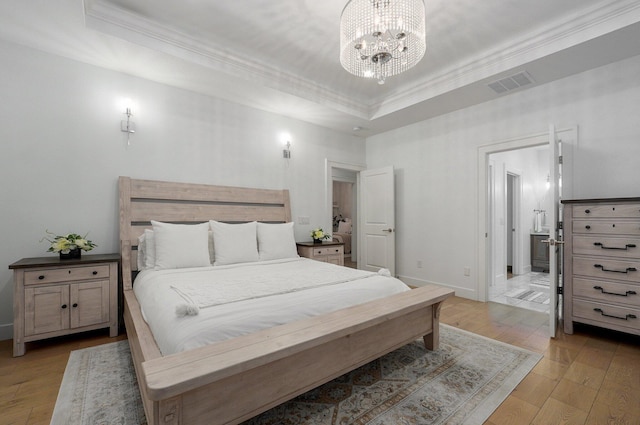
297, 228, 344, 266
9, 232, 119, 356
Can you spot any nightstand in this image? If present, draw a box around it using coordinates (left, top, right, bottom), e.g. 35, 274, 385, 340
296, 241, 344, 266
9, 253, 120, 356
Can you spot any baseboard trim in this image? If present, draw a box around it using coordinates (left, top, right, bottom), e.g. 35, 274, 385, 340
0, 323, 13, 341
398, 275, 477, 300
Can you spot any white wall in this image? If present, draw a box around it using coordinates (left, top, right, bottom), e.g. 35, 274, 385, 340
366, 53, 640, 299
0, 39, 366, 340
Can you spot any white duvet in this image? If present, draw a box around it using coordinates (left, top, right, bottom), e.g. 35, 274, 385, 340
133, 258, 409, 355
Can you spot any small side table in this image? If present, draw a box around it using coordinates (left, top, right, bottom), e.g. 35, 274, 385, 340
9, 253, 120, 356
296, 241, 344, 266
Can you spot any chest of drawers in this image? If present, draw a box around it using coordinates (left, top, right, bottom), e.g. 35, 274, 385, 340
562, 199, 640, 336
9, 254, 120, 356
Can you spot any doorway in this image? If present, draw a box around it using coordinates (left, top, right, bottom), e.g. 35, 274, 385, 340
488, 146, 550, 314
325, 160, 366, 269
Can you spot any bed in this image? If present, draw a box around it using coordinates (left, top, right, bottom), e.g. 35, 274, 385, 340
119, 176, 454, 425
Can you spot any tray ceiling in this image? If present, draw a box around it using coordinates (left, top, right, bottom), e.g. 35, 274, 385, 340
1, 0, 640, 135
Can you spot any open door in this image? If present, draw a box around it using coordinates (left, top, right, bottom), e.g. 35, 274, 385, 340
359, 166, 395, 275
545, 124, 562, 338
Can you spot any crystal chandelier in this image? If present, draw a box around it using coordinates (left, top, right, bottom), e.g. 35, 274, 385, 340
340, 0, 426, 85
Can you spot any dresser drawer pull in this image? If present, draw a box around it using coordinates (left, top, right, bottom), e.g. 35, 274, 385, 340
92, 271, 98, 275
61, 304, 67, 309
593, 242, 636, 250
593, 308, 637, 321
594, 264, 637, 274
585, 225, 591, 229
593, 286, 637, 297
38, 275, 45, 280
585, 209, 590, 214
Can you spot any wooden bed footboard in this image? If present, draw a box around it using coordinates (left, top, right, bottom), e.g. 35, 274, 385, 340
126, 284, 453, 425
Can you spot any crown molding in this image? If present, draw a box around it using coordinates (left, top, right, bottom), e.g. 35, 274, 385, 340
369, 0, 640, 119
84, 0, 640, 122
83, 0, 371, 119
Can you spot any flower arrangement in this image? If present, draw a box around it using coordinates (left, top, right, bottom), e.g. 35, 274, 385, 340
43, 230, 96, 258
310, 228, 330, 243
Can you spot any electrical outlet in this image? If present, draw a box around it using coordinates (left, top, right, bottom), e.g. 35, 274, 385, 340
417, 260, 423, 268
464, 267, 470, 276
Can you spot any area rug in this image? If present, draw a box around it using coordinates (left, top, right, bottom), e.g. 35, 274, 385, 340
51, 325, 541, 425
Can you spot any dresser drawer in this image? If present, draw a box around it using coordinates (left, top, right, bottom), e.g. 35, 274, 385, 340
24, 264, 111, 285
573, 299, 640, 332
573, 236, 640, 259
313, 246, 343, 257
573, 204, 640, 218
573, 257, 640, 283
572, 220, 640, 236
573, 277, 640, 308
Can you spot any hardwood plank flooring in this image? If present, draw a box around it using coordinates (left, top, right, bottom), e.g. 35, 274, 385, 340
1, 296, 639, 425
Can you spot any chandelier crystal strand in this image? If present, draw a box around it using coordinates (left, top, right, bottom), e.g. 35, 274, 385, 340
340, 0, 426, 84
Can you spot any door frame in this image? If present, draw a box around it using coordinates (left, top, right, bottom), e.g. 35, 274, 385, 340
478, 126, 576, 303
478, 131, 550, 302
325, 160, 366, 262
506, 169, 523, 277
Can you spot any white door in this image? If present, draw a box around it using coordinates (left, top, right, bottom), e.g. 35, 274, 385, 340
359, 166, 395, 275
546, 124, 562, 337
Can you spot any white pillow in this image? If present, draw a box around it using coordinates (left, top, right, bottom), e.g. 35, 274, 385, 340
151, 221, 211, 269
257, 222, 299, 261
209, 220, 259, 266
137, 233, 146, 270
143, 229, 156, 269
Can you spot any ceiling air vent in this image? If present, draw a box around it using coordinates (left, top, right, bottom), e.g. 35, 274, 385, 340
488, 71, 534, 94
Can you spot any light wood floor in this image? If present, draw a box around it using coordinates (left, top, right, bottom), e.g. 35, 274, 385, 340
1, 296, 639, 425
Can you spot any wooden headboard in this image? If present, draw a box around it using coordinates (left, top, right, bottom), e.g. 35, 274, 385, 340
118, 176, 291, 290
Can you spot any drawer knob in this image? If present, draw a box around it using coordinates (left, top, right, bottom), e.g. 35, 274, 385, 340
585, 225, 591, 230
593, 308, 637, 321
61, 304, 67, 309
593, 242, 636, 251
585, 209, 590, 214
92, 271, 98, 275
38, 275, 45, 280
594, 264, 637, 274
72, 303, 78, 308
593, 286, 637, 297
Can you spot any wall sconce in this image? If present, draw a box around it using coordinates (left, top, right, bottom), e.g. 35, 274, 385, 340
121, 106, 136, 145
283, 140, 291, 159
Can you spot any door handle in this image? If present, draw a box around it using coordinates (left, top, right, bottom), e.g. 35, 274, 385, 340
382, 228, 394, 233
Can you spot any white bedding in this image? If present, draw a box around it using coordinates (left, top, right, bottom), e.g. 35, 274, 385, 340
133, 258, 409, 355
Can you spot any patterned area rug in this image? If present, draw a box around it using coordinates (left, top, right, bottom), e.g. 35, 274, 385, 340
51, 325, 541, 425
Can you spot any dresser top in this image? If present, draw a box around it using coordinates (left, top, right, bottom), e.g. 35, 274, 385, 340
9, 253, 120, 269
562, 197, 640, 205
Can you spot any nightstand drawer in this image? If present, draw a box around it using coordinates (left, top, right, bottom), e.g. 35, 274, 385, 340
24, 264, 111, 285
313, 246, 343, 256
